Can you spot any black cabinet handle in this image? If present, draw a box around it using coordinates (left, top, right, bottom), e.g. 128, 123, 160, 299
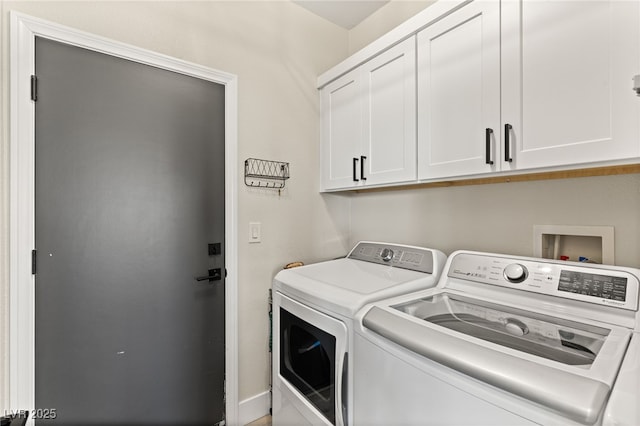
504, 123, 513, 162
352, 158, 359, 181
485, 128, 494, 165
360, 156, 367, 181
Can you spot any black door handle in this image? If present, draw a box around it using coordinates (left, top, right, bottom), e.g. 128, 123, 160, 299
485, 128, 494, 165
360, 156, 367, 181
504, 123, 513, 162
195, 268, 222, 282
352, 157, 359, 182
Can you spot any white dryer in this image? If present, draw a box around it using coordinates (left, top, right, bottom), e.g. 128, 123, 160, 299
272, 242, 446, 426
353, 250, 640, 425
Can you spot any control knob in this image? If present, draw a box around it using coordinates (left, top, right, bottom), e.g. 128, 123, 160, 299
380, 248, 394, 262
504, 263, 527, 283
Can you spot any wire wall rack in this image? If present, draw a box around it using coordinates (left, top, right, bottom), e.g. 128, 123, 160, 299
244, 158, 290, 191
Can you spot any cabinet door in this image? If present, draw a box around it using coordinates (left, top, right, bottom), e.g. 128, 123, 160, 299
320, 68, 363, 190
417, 1, 501, 180
362, 37, 417, 185
502, 0, 640, 170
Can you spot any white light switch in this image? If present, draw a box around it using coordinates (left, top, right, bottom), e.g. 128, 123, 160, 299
249, 222, 261, 243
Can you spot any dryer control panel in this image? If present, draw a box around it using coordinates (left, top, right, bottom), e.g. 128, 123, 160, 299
348, 242, 435, 274
448, 252, 640, 311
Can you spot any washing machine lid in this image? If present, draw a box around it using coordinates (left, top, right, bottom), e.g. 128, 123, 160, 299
362, 290, 632, 424
394, 293, 608, 366
273, 242, 445, 317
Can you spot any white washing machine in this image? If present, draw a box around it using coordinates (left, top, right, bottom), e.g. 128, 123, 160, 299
272, 241, 447, 426
353, 250, 640, 425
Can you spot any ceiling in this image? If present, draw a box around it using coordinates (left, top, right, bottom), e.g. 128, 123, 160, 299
293, 0, 390, 29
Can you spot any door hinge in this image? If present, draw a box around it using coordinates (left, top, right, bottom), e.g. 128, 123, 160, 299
31, 75, 38, 101
31, 249, 37, 275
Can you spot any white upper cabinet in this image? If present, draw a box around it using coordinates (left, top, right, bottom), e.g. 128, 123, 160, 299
320, 0, 640, 191
502, 0, 640, 170
419, 0, 640, 180
362, 37, 417, 186
320, 37, 416, 191
320, 68, 363, 190
417, 1, 501, 180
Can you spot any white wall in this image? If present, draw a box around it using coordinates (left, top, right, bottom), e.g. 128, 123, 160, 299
349, 174, 640, 267
0, 0, 351, 417
348, 0, 434, 53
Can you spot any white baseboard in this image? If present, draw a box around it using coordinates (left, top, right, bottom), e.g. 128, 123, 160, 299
238, 389, 271, 425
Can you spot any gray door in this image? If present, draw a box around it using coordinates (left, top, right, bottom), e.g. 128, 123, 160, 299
34, 37, 226, 426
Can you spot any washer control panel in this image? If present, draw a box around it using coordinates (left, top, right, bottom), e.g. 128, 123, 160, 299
448, 252, 640, 311
348, 242, 435, 274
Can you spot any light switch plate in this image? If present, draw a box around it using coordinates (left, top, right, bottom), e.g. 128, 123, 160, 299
249, 222, 261, 243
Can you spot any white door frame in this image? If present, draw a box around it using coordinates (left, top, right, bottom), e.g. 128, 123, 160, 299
9, 12, 239, 425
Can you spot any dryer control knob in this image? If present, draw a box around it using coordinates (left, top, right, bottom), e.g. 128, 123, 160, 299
504, 263, 527, 283
381, 248, 394, 262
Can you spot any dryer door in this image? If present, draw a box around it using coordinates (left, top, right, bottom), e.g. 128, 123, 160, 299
274, 292, 348, 426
